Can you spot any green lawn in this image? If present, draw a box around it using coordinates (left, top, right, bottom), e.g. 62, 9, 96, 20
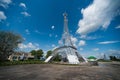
0, 60, 45, 66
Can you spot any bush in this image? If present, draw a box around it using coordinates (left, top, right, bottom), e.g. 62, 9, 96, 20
0, 60, 45, 66
28, 57, 34, 60
97, 59, 112, 62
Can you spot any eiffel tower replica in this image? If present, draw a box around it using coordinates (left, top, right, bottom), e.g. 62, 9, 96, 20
45, 12, 87, 64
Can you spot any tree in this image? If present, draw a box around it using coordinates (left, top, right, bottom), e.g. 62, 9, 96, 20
46, 50, 61, 62
53, 54, 61, 62
0, 31, 23, 61
113, 56, 117, 61
30, 49, 43, 59
30, 50, 36, 58
37, 49, 43, 59
46, 50, 52, 58
109, 56, 113, 60
109, 56, 117, 61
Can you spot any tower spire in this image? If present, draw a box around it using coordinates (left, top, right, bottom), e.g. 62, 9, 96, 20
62, 12, 73, 46
63, 12, 69, 34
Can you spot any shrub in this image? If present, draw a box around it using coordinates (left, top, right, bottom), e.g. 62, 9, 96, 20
0, 60, 45, 66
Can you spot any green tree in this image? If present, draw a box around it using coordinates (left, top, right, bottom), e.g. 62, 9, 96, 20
113, 56, 117, 61
53, 54, 61, 62
30, 50, 37, 59
30, 49, 43, 59
0, 31, 23, 61
30, 50, 36, 55
37, 49, 43, 59
46, 50, 52, 58
109, 56, 117, 61
46, 50, 61, 62
109, 56, 113, 60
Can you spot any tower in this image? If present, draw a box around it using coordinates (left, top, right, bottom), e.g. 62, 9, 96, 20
62, 12, 73, 46
45, 12, 87, 64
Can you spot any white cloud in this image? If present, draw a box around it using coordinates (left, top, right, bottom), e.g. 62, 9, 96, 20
58, 40, 63, 45
23, 37, 26, 40
52, 46, 59, 51
21, 12, 31, 17
78, 40, 86, 46
6, 22, 10, 26
80, 48, 83, 51
80, 35, 102, 40
35, 30, 46, 35
98, 41, 120, 44
71, 36, 78, 43
55, 35, 58, 38
25, 29, 30, 34
19, 3, 30, 17
18, 42, 40, 51
77, 0, 120, 35
51, 25, 55, 29
107, 49, 120, 56
49, 34, 52, 37
93, 48, 99, 51
0, 0, 12, 4
58, 36, 78, 47
0, 11, 7, 21
19, 3, 26, 9
80, 35, 86, 39
115, 25, 120, 29
35, 30, 40, 34
71, 36, 78, 47
52, 44, 55, 47
0, 0, 12, 8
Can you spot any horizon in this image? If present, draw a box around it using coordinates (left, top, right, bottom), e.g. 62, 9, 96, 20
0, 0, 120, 58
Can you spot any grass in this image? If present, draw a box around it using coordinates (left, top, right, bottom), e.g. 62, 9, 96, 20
97, 59, 112, 62
0, 60, 45, 66
0, 60, 88, 66
2, 60, 117, 67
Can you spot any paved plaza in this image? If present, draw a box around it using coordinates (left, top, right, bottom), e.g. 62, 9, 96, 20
0, 62, 120, 80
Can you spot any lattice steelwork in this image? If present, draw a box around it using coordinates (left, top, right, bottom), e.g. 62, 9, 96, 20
45, 12, 87, 64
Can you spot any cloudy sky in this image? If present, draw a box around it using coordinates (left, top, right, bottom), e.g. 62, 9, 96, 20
0, 0, 120, 57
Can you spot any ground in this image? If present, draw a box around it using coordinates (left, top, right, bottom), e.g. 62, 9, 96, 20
0, 62, 120, 80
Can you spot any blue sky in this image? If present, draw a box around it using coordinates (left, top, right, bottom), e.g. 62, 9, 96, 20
0, 0, 120, 58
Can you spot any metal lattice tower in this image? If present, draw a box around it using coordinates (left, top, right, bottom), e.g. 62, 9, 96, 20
62, 12, 73, 46
45, 12, 87, 64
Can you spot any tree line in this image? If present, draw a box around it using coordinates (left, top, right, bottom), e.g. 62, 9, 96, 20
0, 31, 23, 61
0, 31, 61, 62
109, 56, 120, 61
30, 50, 61, 61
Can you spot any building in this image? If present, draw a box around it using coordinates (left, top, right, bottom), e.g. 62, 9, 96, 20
8, 52, 33, 61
